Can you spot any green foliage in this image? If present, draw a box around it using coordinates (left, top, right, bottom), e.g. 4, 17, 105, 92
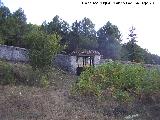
0, 6, 11, 19
0, 60, 51, 87
0, 35, 4, 44
67, 18, 98, 52
122, 26, 144, 63
0, 61, 15, 85
41, 15, 70, 35
122, 42, 144, 63
75, 62, 160, 102
39, 74, 50, 87
97, 21, 121, 42
121, 43, 160, 65
146, 53, 160, 65
142, 67, 160, 92
41, 15, 70, 50
1, 5, 160, 65
25, 29, 63, 70
0, 6, 28, 47
97, 21, 122, 59
79, 35, 98, 50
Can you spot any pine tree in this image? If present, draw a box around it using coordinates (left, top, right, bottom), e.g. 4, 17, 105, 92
125, 26, 144, 62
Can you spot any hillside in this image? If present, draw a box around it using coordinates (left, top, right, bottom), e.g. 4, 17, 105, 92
0, 61, 160, 120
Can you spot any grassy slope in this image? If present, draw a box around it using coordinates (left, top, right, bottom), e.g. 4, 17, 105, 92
0, 61, 160, 120
0, 61, 106, 120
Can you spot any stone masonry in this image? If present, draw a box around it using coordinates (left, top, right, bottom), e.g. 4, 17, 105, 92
0, 45, 29, 62
0, 45, 101, 74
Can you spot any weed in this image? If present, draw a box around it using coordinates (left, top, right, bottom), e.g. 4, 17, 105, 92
75, 62, 160, 102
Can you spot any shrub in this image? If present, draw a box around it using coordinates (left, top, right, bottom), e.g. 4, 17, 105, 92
39, 74, 50, 87
25, 29, 64, 70
25, 30, 65, 86
75, 61, 160, 102
0, 61, 50, 87
0, 61, 15, 85
0, 35, 4, 44
13, 64, 51, 87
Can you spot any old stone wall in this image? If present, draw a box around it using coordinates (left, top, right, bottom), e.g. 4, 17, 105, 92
3, 45, 159, 75
0, 45, 102, 74
53, 54, 77, 74
0, 45, 29, 62
53, 54, 101, 74
94, 55, 101, 65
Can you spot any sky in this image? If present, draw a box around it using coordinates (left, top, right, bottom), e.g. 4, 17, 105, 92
1, 0, 160, 55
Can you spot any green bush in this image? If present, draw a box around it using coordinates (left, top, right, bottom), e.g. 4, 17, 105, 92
0, 61, 15, 85
0, 35, 4, 45
13, 64, 51, 87
0, 61, 50, 87
25, 29, 64, 70
39, 74, 50, 87
75, 61, 160, 102
24, 29, 65, 86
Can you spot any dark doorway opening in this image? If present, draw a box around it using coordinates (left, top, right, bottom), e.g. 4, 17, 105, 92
76, 67, 84, 76
71, 50, 100, 76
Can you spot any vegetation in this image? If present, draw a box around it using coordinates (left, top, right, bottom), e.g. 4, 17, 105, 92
0, 6, 28, 47
0, 4, 160, 93
97, 21, 122, 60
0, 61, 15, 85
25, 28, 63, 70
1, 5, 160, 65
0, 5, 160, 100
1, 4, 160, 89
0, 60, 51, 87
121, 26, 144, 62
0, 4, 160, 120
75, 61, 160, 102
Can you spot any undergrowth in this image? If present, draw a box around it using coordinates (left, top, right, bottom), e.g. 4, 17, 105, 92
0, 60, 50, 87
74, 61, 160, 102
0, 61, 15, 85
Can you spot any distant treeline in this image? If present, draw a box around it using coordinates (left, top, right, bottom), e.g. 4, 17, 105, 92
0, 5, 160, 65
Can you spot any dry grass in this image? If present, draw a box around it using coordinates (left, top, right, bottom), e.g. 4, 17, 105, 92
0, 62, 160, 120
0, 83, 106, 120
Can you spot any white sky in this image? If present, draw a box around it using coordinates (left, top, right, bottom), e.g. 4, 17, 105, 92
2, 0, 160, 55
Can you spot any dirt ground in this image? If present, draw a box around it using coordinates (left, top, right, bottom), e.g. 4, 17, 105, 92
0, 71, 160, 120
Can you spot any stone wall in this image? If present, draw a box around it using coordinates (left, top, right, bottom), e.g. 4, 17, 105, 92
53, 54, 77, 74
0, 45, 29, 62
1, 45, 160, 74
54, 54, 101, 74
94, 55, 101, 65
0, 45, 102, 74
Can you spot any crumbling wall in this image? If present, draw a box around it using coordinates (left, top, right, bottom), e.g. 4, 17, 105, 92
53, 54, 77, 74
0, 45, 104, 74
0, 45, 29, 62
